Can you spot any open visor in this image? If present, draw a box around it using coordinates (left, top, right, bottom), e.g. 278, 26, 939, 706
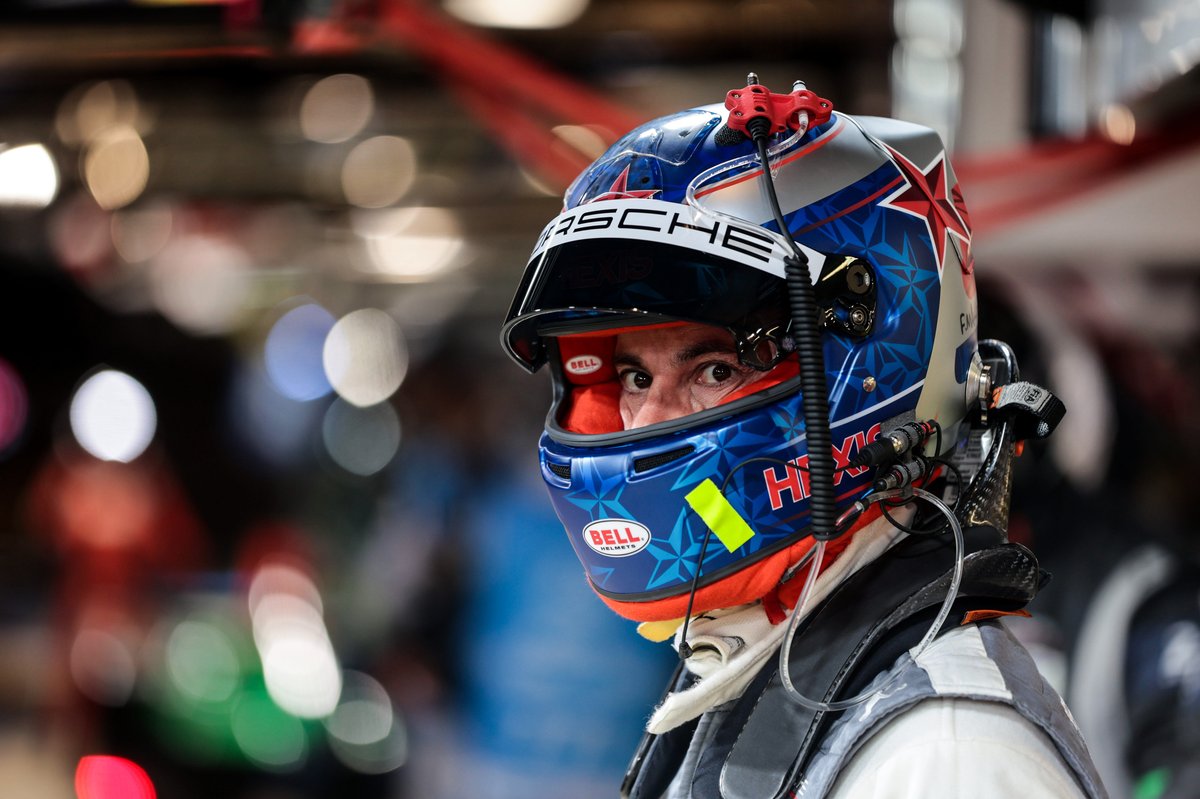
501, 198, 810, 372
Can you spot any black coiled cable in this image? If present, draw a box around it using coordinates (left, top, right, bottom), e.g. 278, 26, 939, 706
673, 112, 848, 660
752, 130, 839, 540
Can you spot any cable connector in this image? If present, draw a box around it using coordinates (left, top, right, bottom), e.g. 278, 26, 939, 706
851, 419, 939, 469
872, 457, 930, 493
724, 77, 833, 141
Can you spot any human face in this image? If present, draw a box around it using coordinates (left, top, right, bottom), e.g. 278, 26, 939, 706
613, 324, 771, 429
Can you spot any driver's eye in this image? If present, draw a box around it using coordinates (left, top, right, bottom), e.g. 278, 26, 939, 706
619, 370, 652, 391
699, 363, 735, 384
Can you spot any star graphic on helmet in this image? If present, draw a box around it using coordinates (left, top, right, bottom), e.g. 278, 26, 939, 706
879, 147, 971, 279
949, 180, 976, 297
586, 164, 661, 202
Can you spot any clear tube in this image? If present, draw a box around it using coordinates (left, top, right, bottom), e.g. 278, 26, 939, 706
777, 487, 965, 711
683, 113, 811, 246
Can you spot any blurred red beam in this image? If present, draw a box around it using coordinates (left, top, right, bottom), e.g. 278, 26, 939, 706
451, 82, 595, 190
957, 114, 1200, 236
373, 0, 644, 136
295, 2, 1200, 230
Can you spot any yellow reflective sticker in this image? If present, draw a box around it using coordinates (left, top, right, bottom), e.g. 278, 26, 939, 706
684, 478, 756, 552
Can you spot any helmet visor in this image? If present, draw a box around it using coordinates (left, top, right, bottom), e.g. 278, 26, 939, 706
501, 198, 803, 371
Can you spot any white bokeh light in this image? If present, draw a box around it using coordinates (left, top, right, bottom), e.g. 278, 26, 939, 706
0, 144, 59, 208
69, 369, 156, 462
259, 633, 342, 720
444, 0, 588, 29
322, 309, 408, 407
358, 207, 465, 282
248, 562, 341, 720
149, 235, 252, 336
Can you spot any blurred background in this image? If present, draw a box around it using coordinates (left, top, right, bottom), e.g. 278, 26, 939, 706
0, 0, 1197, 797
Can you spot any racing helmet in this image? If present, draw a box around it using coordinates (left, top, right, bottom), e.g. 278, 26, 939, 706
501, 86, 979, 623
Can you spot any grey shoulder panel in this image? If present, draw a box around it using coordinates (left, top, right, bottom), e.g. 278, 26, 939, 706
978, 623, 1110, 799
797, 623, 1109, 799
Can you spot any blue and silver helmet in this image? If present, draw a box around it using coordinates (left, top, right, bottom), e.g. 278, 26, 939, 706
501, 96, 979, 622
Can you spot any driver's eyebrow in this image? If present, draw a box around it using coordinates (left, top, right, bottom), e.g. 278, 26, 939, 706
613, 351, 647, 371
614, 338, 737, 372
676, 338, 738, 365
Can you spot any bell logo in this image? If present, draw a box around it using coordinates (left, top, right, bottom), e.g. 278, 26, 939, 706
582, 519, 651, 557
566, 355, 603, 376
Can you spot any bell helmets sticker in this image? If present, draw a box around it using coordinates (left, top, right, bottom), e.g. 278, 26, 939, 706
582, 519, 651, 557
565, 354, 604, 376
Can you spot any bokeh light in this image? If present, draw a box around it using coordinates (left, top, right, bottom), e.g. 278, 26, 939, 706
56, 80, 141, 146
149, 235, 251, 336
75, 755, 156, 799
0, 143, 59, 208
444, 0, 589, 29
322, 308, 408, 407
324, 670, 407, 774
300, 74, 375, 144
0, 357, 29, 455
165, 619, 242, 704
69, 627, 137, 707
69, 369, 156, 463
111, 203, 173, 263
83, 125, 150, 210
1100, 103, 1136, 145
49, 192, 114, 276
259, 628, 342, 719
230, 689, 309, 771
321, 398, 401, 476
264, 303, 336, 402
248, 563, 341, 719
228, 359, 323, 467
357, 206, 465, 281
340, 135, 416, 208
551, 124, 609, 160
248, 562, 324, 619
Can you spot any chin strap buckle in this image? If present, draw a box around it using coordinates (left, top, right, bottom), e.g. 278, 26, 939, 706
990, 381, 1066, 441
